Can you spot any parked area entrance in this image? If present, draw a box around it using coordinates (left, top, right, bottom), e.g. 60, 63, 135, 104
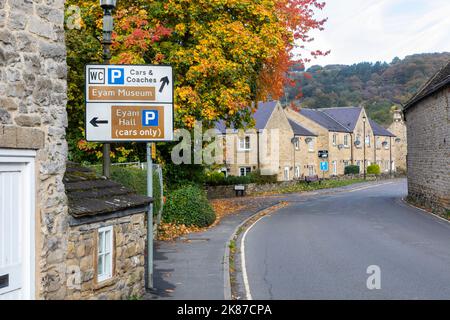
0, 149, 36, 300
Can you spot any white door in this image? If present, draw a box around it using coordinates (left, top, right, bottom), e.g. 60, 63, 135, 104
0, 150, 35, 300
332, 161, 337, 175
284, 167, 290, 181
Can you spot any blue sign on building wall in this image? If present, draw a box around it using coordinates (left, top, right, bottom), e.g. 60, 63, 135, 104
320, 161, 329, 171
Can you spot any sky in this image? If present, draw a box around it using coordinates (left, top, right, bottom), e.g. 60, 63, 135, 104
301, 0, 450, 67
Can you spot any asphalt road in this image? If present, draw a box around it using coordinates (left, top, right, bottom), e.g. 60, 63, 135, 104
241, 179, 450, 299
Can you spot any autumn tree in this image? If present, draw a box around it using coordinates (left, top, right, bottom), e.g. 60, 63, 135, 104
65, 0, 327, 163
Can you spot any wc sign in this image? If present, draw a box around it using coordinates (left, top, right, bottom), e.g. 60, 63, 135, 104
85, 64, 174, 142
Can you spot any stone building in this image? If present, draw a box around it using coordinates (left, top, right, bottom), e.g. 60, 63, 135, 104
0, 0, 151, 299
388, 109, 407, 172
215, 101, 318, 181
285, 106, 396, 177
403, 60, 450, 215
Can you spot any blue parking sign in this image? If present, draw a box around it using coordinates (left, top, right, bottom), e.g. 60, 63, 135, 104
108, 68, 124, 84
142, 110, 159, 126
320, 161, 328, 171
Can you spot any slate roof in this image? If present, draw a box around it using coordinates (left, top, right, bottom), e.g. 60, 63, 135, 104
64, 163, 151, 219
299, 108, 350, 132
288, 119, 317, 136
320, 106, 362, 131
404, 59, 450, 110
369, 119, 395, 137
215, 100, 278, 133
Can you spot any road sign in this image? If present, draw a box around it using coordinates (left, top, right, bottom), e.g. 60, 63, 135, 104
320, 161, 328, 171
318, 150, 329, 158
85, 64, 173, 142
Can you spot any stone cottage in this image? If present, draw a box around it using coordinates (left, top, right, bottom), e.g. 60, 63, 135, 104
388, 109, 407, 172
403, 60, 450, 215
215, 101, 318, 181
285, 106, 397, 177
0, 0, 151, 299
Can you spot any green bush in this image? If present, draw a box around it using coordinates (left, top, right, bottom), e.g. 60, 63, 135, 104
205, 170, 277, 186
99, 166, 162, 218
163, 185, 216, 227
367, 164, 381, 175
344, 165, 360, 175
248, 170, 278, 184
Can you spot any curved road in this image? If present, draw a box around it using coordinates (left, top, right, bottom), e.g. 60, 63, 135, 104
240, 180, 450, 299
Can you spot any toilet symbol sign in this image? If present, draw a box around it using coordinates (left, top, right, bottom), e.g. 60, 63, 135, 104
85, 64, 173, 142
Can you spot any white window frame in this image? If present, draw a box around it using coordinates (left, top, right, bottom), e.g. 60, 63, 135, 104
365, 134, 371, 147
294, 139, 300, 150
343, 135, 349, 147
295, 165, 300, 178
238, 136, 251, 151
308, 139, 314, 152
239, 166, 251, 176
97, 225, 113, 283
308, 165, 315, 176
332, 134, 337, 146
384, 139, 389, 149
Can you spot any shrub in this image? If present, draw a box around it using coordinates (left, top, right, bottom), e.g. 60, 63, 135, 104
367, 164, 381, 175
163, 185, 216, 227
103, 166, 162, 217
248, 170, 278, 184
205, 171, 226, 185
344, 165, 360, 175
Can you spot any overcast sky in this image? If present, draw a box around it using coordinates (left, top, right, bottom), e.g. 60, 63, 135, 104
301, 0, 450, 67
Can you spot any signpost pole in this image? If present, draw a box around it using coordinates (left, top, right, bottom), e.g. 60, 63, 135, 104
146, 142, 153, 289
100, 1, 116, 178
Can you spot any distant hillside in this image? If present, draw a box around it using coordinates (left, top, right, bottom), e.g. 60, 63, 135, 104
285, 52, 450, 125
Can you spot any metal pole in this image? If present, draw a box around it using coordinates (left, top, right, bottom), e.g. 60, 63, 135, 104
389, 137, 392, 176
146, 143, 153, 289
101, 7, 113, 178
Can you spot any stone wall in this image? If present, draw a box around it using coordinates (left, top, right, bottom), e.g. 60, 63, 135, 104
404, 87, 450, 215
0, 0, 69, 299
65, 214, 147, 300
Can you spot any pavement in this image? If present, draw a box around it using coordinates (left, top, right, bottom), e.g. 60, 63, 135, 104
146, 178, 406, 300
238, 179, 450, 299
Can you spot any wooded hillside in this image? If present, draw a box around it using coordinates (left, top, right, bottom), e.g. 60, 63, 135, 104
286, 52, 450, 125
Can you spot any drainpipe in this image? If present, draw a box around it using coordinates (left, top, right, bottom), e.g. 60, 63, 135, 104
350, 134, 354, 164
257, 130, 260, 171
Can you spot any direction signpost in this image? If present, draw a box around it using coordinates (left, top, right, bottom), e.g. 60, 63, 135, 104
85, 64, 174, 289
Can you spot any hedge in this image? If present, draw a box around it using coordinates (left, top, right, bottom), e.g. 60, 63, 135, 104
344, 165, 360, 175
367, 164, 381, 175
163, 184, 216, 227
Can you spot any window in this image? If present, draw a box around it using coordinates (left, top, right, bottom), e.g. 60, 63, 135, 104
355, 135, 361, 147
284, 167, 290, 181
365, 135, 371, 147
308, 139, 314, 152
332, 161, 337, 175
332, 134, 337, 146
294, 138, 300, 150
295, 166, 300, 178
356, 160, 361, 169
344, 135, 349, 147
308, 165, 315, 176
376, 136, 381, 148
343, 160, 349, 167
384, 140, 389, 149
238, 136, 251, 151
239, 167, 251, 176
97, 226, 113, 282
